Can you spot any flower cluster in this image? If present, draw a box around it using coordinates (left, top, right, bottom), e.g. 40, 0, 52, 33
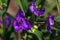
1, 1, 54, 33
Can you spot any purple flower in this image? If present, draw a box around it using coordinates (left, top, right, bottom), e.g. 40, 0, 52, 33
29, 1, 45, 16
12, 9, 32, 32
5, 16, 11, 27
46, 14, 54, 33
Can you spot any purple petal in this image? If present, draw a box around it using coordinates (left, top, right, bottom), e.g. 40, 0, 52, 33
46, 24, 53, 33
39, 8, 45, 14
21, 18, 32, 30
48, 14, 54, 26
34, 8, 45, 16
12, 19, 22, 32
29, 1, 36, 12
48, 14, 54, 20
17, 8, 24, 16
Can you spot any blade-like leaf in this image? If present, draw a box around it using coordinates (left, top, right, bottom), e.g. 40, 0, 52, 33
34, 30, 42, 40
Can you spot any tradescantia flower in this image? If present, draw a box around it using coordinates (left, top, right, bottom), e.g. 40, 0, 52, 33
29, 1, 45, 16
12, 9, 32, 32
46, 14, 54, 33
5, 16, 11, 27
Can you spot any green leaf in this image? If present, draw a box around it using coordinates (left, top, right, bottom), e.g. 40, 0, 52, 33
35, 0, 41, 6
0, 9, 6, 16
7, 24, 12, 32
53, 21, 60, 31
41, 29, 47, 33
10, 32, 16, 38
1, 0, 7, 6
23, 33, 27, 40
44, 35, 50, 40
0, 28, 3, 35
21, 0, 28, 13
34, 30, 42, 40
16, 0, 24, 12
54, 14, 60, 22
0, 0, 2, 5
3, 3, 7, 7
52, 27, 59, 31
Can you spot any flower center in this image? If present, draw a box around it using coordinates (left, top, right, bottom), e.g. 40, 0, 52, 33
16, 20, 21, 26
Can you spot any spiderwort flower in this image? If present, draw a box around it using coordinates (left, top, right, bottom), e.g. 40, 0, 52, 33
29, 1, 45, 16
46, 14, 54, 33
5, 16, 11, 27
12, 9, 32, 32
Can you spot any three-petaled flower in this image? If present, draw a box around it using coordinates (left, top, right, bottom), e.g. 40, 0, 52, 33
12, 9, 32, 32
29, 1, 45, 16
